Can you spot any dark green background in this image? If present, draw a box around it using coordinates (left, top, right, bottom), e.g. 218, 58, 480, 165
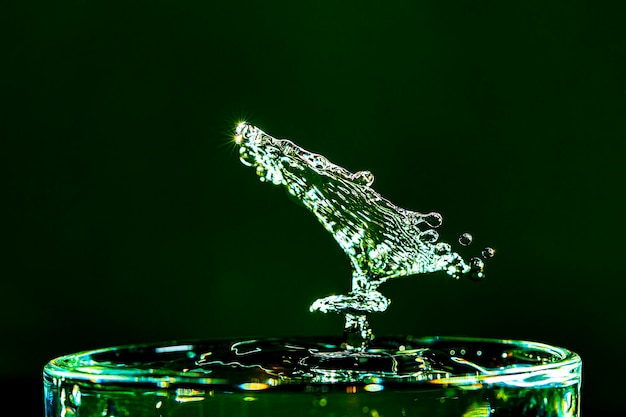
3, 0, 625, 415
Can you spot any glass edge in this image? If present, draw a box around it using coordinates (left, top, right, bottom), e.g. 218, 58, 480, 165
44, 336, 582, 388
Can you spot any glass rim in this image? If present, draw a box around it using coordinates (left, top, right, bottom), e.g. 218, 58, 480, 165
44, 336, 582, 390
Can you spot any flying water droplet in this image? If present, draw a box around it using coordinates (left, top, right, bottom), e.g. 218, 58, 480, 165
424, 212, 443, 228
481, 247, 496, 259
458, 233, 473, 246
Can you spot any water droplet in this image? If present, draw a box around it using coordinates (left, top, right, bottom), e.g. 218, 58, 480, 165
458, 233, 473, 246
351, 170, 375, 186
424, 212, 443, 228
482, 247, 496, 259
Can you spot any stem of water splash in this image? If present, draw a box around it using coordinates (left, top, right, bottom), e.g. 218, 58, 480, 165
343, 313, 372, 351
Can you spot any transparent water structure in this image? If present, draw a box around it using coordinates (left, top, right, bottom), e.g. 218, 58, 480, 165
44, 336, 581, 416
44, 123, 582, 416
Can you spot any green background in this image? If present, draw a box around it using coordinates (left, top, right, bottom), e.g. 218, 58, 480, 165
3, 0, 625, 415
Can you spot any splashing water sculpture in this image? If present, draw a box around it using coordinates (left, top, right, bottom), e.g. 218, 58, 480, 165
42, 122, 581, 417
235, 122, 489, 348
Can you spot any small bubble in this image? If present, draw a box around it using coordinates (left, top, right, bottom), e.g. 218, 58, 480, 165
351, 170, 375, 186
424, 212, 443, 228
458, 233, 473, 246
481, 247, 496, 259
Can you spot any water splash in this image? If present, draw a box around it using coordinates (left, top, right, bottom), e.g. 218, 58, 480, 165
235, 122, 491, 349
458, 232, 473, 246
482, 247, 496, 259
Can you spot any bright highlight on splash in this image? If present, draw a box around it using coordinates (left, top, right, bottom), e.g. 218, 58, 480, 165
235, 122, 494, 348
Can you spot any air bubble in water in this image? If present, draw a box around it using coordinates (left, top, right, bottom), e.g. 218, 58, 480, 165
458, 233, 473, 246
482, 247, 496, 259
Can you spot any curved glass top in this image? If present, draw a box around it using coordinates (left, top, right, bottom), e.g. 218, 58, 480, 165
44, 336, 581, 391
